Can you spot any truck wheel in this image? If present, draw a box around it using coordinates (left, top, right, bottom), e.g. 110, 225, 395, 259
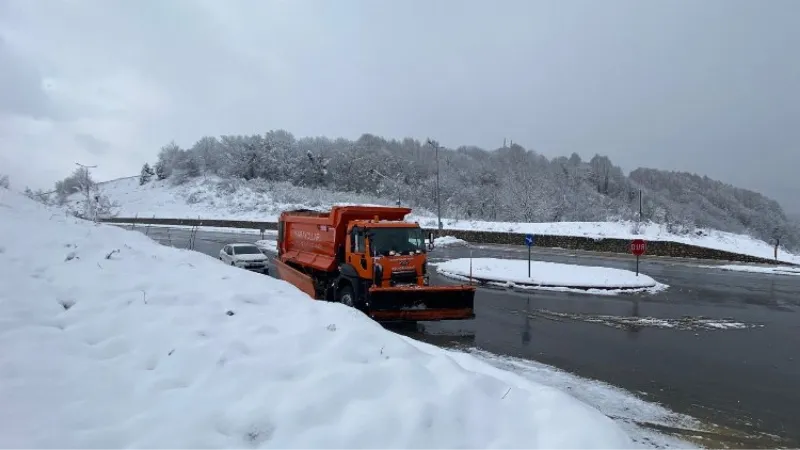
337, 285, 359, 310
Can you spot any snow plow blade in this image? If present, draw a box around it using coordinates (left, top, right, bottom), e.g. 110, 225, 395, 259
366, 285, 476, 322
273, 258, 317, 299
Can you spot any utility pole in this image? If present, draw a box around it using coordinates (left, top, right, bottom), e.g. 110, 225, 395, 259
75, 162, 97, 221
639, 189, 643, 222
369, 168, 402, 206
426, 138, 443, 234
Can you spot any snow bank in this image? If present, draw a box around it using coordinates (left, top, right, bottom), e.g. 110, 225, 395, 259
433, 235, 468, 247
436, 258, 666, 293
0, 190, 634, 448
700, 264, 800, 276
255, 239, 278, 254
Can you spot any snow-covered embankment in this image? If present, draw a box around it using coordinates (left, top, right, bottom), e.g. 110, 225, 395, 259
0, 190, 634, 448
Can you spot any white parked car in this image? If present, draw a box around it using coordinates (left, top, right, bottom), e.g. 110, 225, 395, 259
219, 243, 270, 274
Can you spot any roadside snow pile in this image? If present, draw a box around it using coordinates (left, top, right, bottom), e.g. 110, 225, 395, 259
434, 235, 468, 247
436, 258, 666, 294
255, 239, 278, 254
0, 191, 635, 448
700, 264, 800, 276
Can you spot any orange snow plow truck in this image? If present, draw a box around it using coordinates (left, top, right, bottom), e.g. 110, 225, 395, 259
274, 206, 476, 322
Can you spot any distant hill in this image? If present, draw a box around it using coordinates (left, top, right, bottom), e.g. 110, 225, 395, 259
49, 129, 800, 251
57, 175, 800, 264
629, 168, 796, 248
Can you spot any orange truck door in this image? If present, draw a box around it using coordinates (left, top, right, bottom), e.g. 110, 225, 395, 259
348, 226, 369, 276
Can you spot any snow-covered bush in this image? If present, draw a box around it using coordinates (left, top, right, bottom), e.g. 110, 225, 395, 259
139, 163, 154, 185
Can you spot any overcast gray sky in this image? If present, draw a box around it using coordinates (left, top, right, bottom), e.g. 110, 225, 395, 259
1, 0, 798, 211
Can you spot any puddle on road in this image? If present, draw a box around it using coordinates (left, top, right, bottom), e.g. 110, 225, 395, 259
518, 309, 763, 332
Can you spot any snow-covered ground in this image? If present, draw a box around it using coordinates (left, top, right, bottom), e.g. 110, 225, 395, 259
698, 264, 800, 276
81, 176, 411, 222
1, 188, 672, 448
255, 239, 278, 254
433, 235, 469, 247
75, 175, 800, 265
435, 258, 667, 294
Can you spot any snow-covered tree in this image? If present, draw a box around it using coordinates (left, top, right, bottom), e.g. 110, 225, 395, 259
54, 167, 94, 207
154, 141, 183, 180
139, 163, 155, 185
94, 193, 119, 218
23, 187, 51, 205
0, 174, 9, 189
191, 136, 223, 175
154, 161, 168, 180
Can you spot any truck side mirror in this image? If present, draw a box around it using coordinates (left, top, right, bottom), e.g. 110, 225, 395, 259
428, 231, 435, 250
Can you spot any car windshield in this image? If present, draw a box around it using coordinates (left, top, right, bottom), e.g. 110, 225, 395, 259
369, 227, 425, 256
233, 245, 261, 255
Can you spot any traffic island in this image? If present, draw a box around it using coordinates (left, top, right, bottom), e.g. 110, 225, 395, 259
434, 258, 668, 294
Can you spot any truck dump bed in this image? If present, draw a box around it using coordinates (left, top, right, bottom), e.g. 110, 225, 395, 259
278, 206, 412, 272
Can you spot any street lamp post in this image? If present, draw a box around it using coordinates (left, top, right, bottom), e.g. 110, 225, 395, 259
369, 168, 402, 206
426, 138, 443, 235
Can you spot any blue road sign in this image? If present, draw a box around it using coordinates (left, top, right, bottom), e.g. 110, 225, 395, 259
525, 234, 535, 247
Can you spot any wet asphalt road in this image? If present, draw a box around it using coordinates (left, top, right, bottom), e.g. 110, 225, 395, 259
130, 225, 800, 446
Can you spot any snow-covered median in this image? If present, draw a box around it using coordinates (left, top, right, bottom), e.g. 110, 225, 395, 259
0, 191, 636, 448
436, 258, 667, 294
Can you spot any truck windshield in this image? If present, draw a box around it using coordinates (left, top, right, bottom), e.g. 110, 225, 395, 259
370, 228, 425, 256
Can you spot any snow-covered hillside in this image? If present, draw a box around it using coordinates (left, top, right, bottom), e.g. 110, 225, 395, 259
79, 176, 800, 264
0, 188, 647, 448
84, 176, 427, 220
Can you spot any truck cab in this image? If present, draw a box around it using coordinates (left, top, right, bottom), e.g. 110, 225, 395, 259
345, 220, 430, 288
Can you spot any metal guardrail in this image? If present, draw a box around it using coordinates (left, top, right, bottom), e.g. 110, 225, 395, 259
100, 216, 279, 230
99, 216, 795, 266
